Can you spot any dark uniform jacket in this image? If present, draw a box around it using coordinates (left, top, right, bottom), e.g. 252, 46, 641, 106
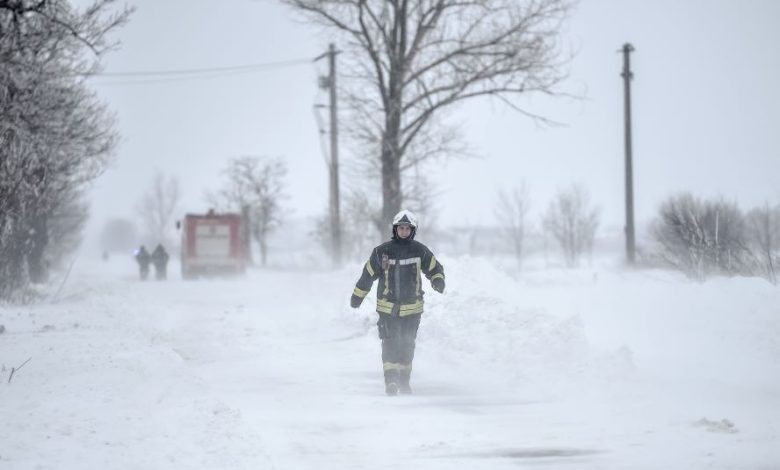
135, 248, 150, 266
351, 238, 445, 316
151, 245, 169, 265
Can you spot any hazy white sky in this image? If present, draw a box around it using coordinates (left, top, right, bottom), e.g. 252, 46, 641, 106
83, 0, 780, 239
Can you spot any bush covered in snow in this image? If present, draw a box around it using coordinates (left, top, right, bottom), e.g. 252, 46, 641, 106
651, 193, 780, 283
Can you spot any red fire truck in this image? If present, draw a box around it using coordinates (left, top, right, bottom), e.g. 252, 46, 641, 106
179, 210, 246, 279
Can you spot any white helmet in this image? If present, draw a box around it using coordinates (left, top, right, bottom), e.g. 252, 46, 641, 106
392, 209, 418, 240
392, 209, 418, 228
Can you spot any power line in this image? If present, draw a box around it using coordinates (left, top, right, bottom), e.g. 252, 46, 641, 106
92, 57, 313, 77
90, 67, 280, 86
84, 57, 315, 85
87, 59, 312, 86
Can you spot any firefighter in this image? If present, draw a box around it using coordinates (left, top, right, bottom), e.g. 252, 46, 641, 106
151, 244, 169, 280
350, 209, 445, 396
134, 245, 151, 281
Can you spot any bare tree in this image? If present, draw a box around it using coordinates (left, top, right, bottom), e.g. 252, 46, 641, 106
543, 184, 599, 268
744, 203, 780, 284
495, 183, 531, 268
285, 0, 572, 224
214, 157, 288, 266
136, 171, 181, 248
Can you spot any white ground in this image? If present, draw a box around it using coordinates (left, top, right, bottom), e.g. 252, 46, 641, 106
1, 253, 779, 469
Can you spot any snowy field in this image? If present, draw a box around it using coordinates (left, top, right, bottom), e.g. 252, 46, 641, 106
1, 253, 779, 469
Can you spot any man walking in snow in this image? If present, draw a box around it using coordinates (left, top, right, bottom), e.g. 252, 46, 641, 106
151, 244, 169, 280
350, 209, 445, 396
135, 245, 151, 281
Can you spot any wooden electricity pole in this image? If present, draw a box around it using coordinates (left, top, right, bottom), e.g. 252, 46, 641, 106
328, 44, 342, 266
316, 44, 342, 266
621, 43, 636, 265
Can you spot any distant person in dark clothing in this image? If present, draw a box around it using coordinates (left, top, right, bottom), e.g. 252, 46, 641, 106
135, 245, 151, 280
151, 244, 170, 280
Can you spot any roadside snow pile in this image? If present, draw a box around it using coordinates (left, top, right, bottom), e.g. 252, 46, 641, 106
342, 253, 780, 399
422, 256, 612, 394
341, 255, 620, 395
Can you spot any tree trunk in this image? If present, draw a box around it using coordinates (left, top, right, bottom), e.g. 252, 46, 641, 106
381, 76, 403, 226
260, 238, 267, 267
252, 226, 268, 267
27, 214, 49, 283
381, 26, 405, 227
381, 138, 402, 227
241, 205, 253, 266
0, 230, 27, 297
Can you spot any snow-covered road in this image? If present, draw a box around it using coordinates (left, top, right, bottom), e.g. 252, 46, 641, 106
2, 256, 779, 469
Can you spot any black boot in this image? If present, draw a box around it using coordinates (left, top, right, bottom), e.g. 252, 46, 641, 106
399, 368, 412, 394
384, 370, 400, 396
385, 382, 399, 396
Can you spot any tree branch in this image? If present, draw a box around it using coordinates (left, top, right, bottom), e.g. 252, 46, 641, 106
8, 357, 32, 383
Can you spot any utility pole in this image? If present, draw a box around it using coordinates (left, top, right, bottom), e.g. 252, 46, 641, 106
316, 44, 342, 266
328, 44, 341, 266
621, 43, 636, 265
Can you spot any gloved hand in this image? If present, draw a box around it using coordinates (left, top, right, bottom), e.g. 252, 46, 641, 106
350, 294, 363, 308
431, 277, 445, 293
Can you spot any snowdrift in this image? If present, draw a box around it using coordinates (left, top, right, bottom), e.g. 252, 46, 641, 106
1, 254, 778, 469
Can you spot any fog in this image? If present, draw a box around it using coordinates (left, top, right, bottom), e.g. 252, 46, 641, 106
80, 0, 780, 251
3, 1, 780, 468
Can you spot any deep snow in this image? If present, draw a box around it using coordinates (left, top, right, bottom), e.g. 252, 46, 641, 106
1, 254, 779, 469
